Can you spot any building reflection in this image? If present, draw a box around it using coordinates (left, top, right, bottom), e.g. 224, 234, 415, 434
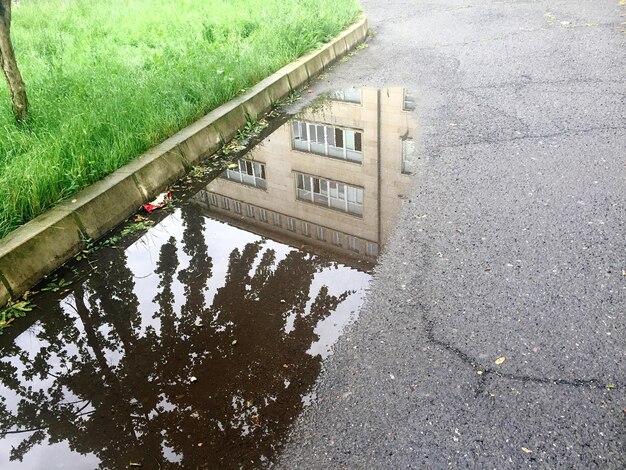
0, 87, 418, 469
195, 87, 417, 264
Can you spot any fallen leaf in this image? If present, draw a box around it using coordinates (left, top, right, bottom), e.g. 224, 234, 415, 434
194, 318, 203, 327
495, 356, 506, 365
476, 370, 483, 376
129, 463, 142, 468
521, 447, 533, 454
283, 364, 289, 368
622, 269, 626, 276
607, 383, 616, 390
231, 339, 238, 346
12, 301, 33, 312
190, 376, 198, 383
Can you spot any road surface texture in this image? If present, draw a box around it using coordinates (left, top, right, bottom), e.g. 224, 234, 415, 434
277, 0, 625, 468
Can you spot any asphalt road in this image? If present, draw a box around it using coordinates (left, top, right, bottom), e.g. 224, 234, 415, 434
277, 0, 626, 468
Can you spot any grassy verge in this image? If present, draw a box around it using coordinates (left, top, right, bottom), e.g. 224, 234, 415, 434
0, 0, 360, 239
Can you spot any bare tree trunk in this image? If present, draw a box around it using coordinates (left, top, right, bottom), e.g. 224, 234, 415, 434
0, 0, 28, 123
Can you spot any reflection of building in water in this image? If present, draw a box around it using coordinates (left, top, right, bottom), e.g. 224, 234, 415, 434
195, 87, 417, 262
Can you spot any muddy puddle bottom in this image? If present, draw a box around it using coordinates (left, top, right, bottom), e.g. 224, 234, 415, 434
0, 87, 416, 469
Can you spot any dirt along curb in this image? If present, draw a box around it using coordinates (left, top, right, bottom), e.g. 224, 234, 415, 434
0, 17, 368, 309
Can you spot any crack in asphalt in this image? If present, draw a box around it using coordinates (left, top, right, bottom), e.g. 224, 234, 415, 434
418, 300, 616, 394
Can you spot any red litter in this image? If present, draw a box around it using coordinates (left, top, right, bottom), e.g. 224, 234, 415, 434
142, 191, 172, 213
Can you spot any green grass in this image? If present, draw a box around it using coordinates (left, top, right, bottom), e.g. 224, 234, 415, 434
0, 0, 361, 239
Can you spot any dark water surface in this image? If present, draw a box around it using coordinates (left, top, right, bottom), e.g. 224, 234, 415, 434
0, 87, 416, 468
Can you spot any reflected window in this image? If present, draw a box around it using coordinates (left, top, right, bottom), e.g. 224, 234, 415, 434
287, 217, 296, 232
348, 236, 360, 253
259, 208, 268, 222
210, 193, 219, 206
197, 190, 208, 203
302, 222, 310, 237
403, 90, 416, 111
234, 201, 242, 214
222, 197, 230, 210
316, 226, 326, 241
295, 172, 363, 216
330, 87, 362, 104
223, 159, 267, 189
331, 231, 342, 246
292, 120, 362, 163
365, 242, 379, 257
402, 138, 416, 175
273, 212, 282, 226
246, 204, 255, 218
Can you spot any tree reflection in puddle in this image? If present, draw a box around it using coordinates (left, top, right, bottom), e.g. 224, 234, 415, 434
0, 204, 370, 469
0, 86, 417, 468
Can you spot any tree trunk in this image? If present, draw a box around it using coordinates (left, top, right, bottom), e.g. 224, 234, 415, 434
0, 0, 28, 123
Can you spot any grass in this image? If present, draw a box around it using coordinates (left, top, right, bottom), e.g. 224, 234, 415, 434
0, 0, 361, 239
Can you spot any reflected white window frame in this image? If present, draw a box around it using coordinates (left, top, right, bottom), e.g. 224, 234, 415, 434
222, 158, 267, 189
197, 190, 208, 203
348, 236, 360, 253
316, 226, 326, 241
330, 87, 362, 104
221, 197, 230, 210
287, 217, 297, 232
294, 172, 363, 216
331, 231, 342, 246
365, 242, 379, 257
403, 89, 416, 111
259, 208, 268, 222
402, 137, 416, 175
292, 120, 363, 163
273, 212, 282, 226
234, 201, 242, 214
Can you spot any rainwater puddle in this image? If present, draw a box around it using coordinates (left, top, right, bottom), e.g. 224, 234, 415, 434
0, 87, 416, 468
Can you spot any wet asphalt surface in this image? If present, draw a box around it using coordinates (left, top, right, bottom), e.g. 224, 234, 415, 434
278, 0, 626, 468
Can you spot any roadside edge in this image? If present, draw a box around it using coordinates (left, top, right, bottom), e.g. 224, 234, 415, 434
0, 17, 369, 308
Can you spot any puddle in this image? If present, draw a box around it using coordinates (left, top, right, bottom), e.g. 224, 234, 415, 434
0, 87, 416, 468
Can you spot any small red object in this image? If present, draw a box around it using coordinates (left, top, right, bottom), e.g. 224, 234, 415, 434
142, 191, 172, 212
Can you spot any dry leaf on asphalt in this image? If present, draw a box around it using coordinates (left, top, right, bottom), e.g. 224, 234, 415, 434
495, 356, 506, 365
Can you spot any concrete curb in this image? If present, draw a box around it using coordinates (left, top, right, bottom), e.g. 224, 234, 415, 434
0, 17, 368, 309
